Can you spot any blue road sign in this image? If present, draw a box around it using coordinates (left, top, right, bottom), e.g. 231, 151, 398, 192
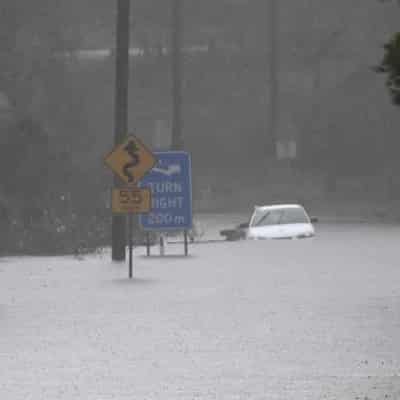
139, 151, 192, 230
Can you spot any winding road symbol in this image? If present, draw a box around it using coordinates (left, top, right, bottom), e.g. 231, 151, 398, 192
104, 135, 157, 185
123, 139, 140, 183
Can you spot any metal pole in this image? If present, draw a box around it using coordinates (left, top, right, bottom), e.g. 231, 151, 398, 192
146, 232, 151, 256
128, 214, 133, 278
171, 0, 183, 150
112, 0, 131, 261
184, 230, 188, 256
268, 0, 278, 158
160, 235, 165, 256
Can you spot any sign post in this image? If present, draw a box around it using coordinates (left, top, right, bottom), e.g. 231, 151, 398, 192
139, 151, 192, 255
146, 232, 151, 256
105, 134, 157, 278
128, 214, 133, 278
184, 230, 188, 256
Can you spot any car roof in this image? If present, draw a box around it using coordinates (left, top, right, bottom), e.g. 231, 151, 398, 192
253, 204, 305, 211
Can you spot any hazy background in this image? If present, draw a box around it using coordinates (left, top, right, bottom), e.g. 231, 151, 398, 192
0, 0, 399, 253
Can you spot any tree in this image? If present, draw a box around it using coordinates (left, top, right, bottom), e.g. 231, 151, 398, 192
378, 32, 400, 105
0, 2, 89, 249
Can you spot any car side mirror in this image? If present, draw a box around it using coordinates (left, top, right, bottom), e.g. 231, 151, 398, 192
310, 216, 319, 223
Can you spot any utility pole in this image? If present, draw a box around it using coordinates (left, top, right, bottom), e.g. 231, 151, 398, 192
171, 0, 184, 150
112, 0, 131, 261
268, 0, 278, 158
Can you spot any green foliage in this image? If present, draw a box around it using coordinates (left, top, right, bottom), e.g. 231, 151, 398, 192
379, 32, 400, 105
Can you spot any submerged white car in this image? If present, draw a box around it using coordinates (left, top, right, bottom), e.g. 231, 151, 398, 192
247, 204, 316, 240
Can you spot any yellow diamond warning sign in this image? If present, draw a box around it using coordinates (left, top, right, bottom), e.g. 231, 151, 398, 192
104, 135, 157, 185
112, 187, 152, 214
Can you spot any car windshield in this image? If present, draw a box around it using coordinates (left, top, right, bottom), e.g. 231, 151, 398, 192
250, 207, 309, 227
